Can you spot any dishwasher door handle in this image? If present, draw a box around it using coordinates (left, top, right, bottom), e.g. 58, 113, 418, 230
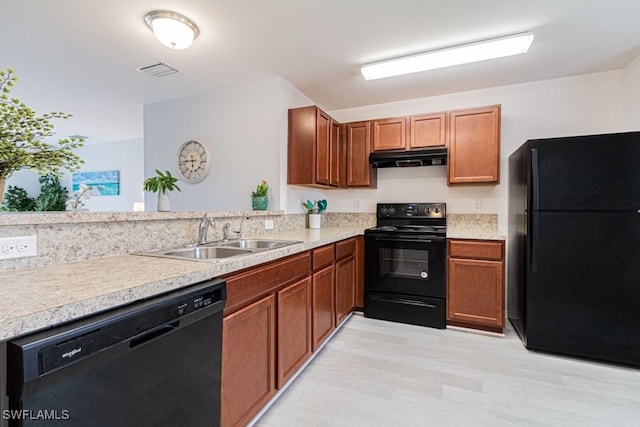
130, 322, 179, 348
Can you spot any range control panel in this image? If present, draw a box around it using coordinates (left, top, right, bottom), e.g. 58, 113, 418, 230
377, 203, 446, 219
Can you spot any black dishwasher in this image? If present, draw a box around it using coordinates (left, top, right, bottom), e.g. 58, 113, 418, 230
6, 278, 226, 427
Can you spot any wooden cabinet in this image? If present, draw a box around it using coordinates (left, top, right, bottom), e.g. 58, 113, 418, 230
312, 264, 335, 351
372, 112, 447, 152
448, 105, 501, 185
221, 295, 276, 427
373, 117, 407, 151
288, 106, 340, 188
410, 112, 447, 149
345, 121, 376, 188
447, 239, 505, 333
335, 238, 356, 325
221, 253, 310, 426
330, 120, 342, 187
277, 277, 312, 388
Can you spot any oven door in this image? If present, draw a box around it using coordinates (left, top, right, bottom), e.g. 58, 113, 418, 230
365, 233, 446, 298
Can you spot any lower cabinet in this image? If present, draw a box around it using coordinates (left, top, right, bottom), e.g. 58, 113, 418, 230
221, 295, 276, 427
447, 239, 505, 333
312, 264, 335, 351
277, 277, 312, 388
335, 238, 356, 326
221, 238, 359, 426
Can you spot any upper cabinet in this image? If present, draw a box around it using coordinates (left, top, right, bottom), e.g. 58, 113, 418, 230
448, 105, 501, 185
409, 113, 447, 149
372, 112, 447, 152
372, 117, 407, 151
289, 106, 374, 188
288, 106, 340, 188
345, 121, 376, 188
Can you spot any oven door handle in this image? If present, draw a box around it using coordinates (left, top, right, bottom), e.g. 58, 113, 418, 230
369, 295, 437, 308
373, 237, 443, 243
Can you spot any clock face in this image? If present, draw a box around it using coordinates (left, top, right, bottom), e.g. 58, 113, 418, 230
176, 140, 210, 183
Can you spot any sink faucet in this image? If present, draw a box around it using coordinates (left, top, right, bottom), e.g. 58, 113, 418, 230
197, 213, 216, 244
222, 222, 231, 242
233, 216, 249, 240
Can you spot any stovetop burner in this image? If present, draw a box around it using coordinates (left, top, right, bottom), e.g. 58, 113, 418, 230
366, 202, 447, 235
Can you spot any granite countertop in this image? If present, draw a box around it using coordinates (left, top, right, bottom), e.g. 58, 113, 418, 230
446, 214, 507, 240
0, 227, 364, 341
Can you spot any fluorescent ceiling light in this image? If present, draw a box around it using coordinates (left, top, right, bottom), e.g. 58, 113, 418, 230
145, 10, 200, 50
361, 32, 534, 80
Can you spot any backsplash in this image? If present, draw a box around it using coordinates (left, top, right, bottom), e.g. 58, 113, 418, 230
0, 211, 375, 271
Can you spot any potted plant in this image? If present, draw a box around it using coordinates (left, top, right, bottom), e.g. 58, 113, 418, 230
143, 169, 181, 211
302, 199, 327, 228
0, 68, 84, 202
251, 180, 269, 210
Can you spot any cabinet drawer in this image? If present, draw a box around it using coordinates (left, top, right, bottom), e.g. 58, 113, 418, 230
224, 252, 311, 314
313, 244, 335, 271
448, 239, 504, 261
336, 238, 356, 260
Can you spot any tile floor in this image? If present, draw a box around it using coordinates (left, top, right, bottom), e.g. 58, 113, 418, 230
255, 314, 640, 427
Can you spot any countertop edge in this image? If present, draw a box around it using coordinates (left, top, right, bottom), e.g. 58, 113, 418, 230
0, 228, 362, 341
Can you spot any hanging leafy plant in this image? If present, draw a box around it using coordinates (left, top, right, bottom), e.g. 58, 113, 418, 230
0, 68, 84, 179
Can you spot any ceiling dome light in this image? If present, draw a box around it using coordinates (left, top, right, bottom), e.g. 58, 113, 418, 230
144, 10, 200, 50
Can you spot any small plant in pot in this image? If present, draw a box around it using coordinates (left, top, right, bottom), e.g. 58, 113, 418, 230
143, 169, 181, 211
251, 180, 269, 210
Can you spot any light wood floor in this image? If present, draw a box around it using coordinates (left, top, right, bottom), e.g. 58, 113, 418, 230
255, 313, 640, 426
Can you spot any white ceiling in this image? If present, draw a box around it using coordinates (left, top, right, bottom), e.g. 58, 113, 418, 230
2, 0, 640, 144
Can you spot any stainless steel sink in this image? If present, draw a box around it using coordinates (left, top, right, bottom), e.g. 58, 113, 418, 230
161, 246, 253, 260
136, 238, 301, 262
218, 239, 297, 250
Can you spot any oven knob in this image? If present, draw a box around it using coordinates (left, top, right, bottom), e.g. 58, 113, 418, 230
420, 271, 429, 279
424, 208, 431, 214
389, 207, 396, 214
434, 208, 440, 214
380, 207, 388, 215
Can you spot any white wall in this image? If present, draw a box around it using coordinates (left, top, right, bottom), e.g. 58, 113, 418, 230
144, 77, 312, 212
4, 138, 143, 211
71, 138, 144, 211
622, 54, 640, 130
284, 70, 626, 232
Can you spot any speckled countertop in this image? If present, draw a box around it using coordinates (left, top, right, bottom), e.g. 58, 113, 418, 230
446, 214, 507, 240
0, 227, 364, 341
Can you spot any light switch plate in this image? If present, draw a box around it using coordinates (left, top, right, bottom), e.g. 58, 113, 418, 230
472, 199, 482, 212
0, 236, 37, 260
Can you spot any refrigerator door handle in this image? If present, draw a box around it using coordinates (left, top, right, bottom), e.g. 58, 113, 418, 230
531, 212, 539, 273
531, 148, 540, 211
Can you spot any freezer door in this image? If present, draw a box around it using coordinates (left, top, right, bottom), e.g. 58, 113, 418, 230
529, 132, 640, 211
526, 211, 640, 366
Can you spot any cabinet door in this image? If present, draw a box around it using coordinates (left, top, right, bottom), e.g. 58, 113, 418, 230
315, 109, 332, 186
346, 121, 376, 187
410, 112, 446, 149
329, 119, 341, 187
277, 277, 312, 388
373, 117, 407, 151
448, 105, 501, 184
447, 258, 504, 331
221, 295, 276, 427
335, 255, 355, 326
312, 265, 335, 351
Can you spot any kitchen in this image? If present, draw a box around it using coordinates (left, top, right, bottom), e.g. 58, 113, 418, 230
2, 1, 640, 426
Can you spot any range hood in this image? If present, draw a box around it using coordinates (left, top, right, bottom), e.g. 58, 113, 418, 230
369, 147, 447, 168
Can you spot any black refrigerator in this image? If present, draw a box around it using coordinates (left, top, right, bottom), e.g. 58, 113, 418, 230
508, 131, 640, 367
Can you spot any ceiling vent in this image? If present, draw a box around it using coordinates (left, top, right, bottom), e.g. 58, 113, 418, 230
136, 61, 182, 78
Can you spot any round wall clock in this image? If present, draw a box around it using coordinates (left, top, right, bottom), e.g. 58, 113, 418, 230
176, 140, 210, 183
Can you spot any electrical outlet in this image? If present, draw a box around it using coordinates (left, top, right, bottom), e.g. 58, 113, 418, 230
264, 220, 274, 230
473, 199, 482, 212
0, 236, 37, 260
353, 200, 361, 212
